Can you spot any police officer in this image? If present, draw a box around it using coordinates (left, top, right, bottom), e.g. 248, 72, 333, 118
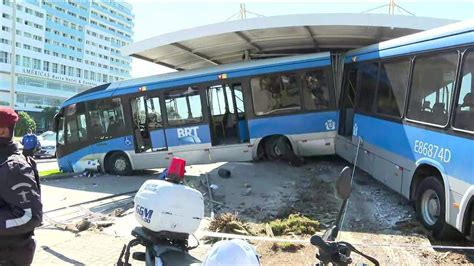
0, 107, 42, 266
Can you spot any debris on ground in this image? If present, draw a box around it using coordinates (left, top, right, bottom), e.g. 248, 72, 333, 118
76, 218, 91, 231
269, 213, 320, 236
271, 242, 305, 253
218, 168, 231, 178
208, 213, 255, 237
242, 187, 252, 196
111, 208, 125, 217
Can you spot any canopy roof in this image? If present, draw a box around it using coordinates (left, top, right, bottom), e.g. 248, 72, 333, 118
122, 13, 456, 71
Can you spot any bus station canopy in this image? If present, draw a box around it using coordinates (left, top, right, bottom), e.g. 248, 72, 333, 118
122, 13, 456, 71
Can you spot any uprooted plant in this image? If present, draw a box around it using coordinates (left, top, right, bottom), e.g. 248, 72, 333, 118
269, 213, 320, 236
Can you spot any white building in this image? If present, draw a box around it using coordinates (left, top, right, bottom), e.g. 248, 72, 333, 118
0, 0, 134, 130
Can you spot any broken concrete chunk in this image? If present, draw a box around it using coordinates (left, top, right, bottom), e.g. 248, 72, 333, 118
242, 187, 252, 196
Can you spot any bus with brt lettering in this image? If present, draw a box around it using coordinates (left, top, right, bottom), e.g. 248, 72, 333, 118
55, 19, 474, 239
54, 52, 337, 174
336, 20, 473, 239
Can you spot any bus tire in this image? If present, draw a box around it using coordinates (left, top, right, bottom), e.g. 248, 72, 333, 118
264, 137, 279, 160
106, 152, 132, 176
415, 176, 460, 240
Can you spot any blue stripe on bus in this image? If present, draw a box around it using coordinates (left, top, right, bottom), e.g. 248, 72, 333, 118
62, 58, 331, 107
354, 114, 473, 184
248, 111, 338, 139
345, 31, 474, 63
58, 135, 135, 172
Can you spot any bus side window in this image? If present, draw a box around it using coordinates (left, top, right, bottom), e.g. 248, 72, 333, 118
375, 59, 410, 118
251, 73, 301, 116
87, 98, 125, 139
454, 52, 474, 131
357, 62, 379, 113
406, 52, 458, 126
302, 68, 331, 111
165, 87, 203, 126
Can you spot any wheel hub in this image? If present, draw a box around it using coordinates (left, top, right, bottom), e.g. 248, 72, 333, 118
114, 158, 127, 172
421, 189, 440, 226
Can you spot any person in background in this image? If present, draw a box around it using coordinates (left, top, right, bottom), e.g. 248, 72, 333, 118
20, 129, 39, 158
0, 107, 42, 265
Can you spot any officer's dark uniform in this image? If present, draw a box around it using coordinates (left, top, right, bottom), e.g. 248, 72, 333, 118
0, 107, 42, 266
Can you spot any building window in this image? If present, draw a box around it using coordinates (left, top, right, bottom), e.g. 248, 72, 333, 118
52, 63, 58, 73
60, 65, 66, 75
22, 56, 31, 68
43, 61, 50, 72
32, 59, 41, 70
406, 52, 458, 126
76, 68, 81, 78
68, 66, 74, 76
0, 51, 9, 63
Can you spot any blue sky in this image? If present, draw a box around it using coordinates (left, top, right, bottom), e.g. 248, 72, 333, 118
127, 1, 474, 77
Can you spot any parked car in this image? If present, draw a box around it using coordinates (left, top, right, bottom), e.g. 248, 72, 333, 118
34, 131, 57, 158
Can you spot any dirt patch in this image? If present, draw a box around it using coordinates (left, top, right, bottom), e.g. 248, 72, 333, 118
270, 242, 305, 253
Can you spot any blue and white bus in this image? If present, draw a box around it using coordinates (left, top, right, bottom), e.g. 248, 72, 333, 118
54, 52, 337, 175
336, 20, 474, 239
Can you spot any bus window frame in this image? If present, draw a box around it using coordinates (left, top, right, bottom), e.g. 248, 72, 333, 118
163, 86, 207, 128
373, 57, 412, 120
404, 49, 461, 130
354, 60, 380, 116
451, 48, 474, 135
247, 67, 336, 120
85, 97, 128, 141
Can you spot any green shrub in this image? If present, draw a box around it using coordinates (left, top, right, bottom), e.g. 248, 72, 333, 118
15, 111, 36, 136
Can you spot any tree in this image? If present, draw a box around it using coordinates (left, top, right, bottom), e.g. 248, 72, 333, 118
41, 106, 59, 131
15, 111, 36, 137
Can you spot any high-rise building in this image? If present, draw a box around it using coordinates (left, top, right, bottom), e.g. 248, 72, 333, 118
0, 0, 134, 130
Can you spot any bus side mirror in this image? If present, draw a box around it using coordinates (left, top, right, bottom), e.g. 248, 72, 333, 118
53, 113, 61, 132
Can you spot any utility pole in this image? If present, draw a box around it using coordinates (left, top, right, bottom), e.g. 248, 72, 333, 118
361, 0, 415, 16
225, 3, 264, 21
10, 0, 16, 109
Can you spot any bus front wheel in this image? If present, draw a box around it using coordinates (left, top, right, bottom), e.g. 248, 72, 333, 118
106, 152, 132, 176
415, 176, 459, 240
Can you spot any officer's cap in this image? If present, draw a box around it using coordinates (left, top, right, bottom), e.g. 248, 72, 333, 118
0, 107, 19, 127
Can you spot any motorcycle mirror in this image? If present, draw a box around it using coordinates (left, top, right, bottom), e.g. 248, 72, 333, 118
335, 166, 352, 200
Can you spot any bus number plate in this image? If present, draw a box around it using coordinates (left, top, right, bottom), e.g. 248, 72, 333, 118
413, 140, 451, 163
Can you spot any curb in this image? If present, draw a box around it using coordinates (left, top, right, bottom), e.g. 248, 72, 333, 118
40, 172, 76, 181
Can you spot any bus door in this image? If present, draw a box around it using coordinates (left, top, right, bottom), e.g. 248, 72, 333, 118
130, 95, 168, 167
338, 66, 358, 138
207, 83, 252, 162
162, 87, 212, 165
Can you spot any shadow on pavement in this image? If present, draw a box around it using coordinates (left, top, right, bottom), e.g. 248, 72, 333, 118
40, 246, 85, 265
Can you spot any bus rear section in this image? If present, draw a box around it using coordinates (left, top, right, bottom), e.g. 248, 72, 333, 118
335, 20, 474, 239
54, 52, 339, 174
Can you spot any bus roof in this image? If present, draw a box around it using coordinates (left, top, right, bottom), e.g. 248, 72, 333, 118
62, 51, 331, 107
345, 19, 474, 61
